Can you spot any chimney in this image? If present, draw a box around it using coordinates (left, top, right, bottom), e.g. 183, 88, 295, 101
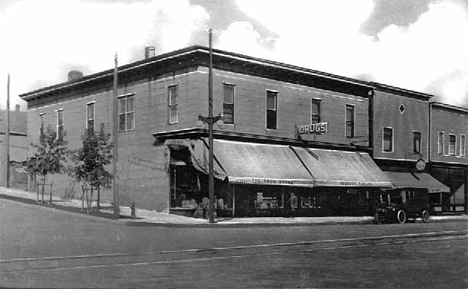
68, 70, 83, 81
145, 46, 156, 59
15, 104, 20, 112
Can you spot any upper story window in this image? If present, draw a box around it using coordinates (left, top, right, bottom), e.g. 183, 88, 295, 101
448, 134, 456, 155
266, 90, 277, 130
383, 127, 393, 152
223, 83, 235, 124
413, 131, 421, 154
311, 99, 321, 124
118, 94, 134, 132
39, 113, 45, 130
460, 134, 466, 157
168, 85, 178, 124
345, 105, 355, 138
86, 102, 95, 133
438, 131, 444, 155
56, 109, 64, 140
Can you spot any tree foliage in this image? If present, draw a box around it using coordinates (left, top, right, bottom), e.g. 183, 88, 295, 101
25, 125, 69, 184
70, 123, 113, 190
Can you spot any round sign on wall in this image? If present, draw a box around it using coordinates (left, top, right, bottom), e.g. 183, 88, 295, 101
415, 159, 426, 172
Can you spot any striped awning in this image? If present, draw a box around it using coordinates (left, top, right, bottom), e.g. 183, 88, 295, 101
189, 139, 315, 187
383, 171, 450, 193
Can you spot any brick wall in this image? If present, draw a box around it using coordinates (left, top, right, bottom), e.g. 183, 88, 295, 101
373, 90, 429, 162
25, 66, 370, 210
430, 107, 468, 165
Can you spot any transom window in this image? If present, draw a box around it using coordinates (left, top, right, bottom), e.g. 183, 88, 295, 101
345, 105, 355, 138
266, 90, 277, 130
118, 94, 134, 132
311, 99, 321, 124
383, 127, 393, 152
223, 84, 235, 124
168, 85, 178, 124
86, 102, 95, 133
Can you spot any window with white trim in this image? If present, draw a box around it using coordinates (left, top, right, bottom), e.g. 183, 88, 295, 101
460, 134, 466, 157
266, 90, 277, 130
448, 134, 456, 155
223, 83, 235, 124
86, 102, 95, 133
56, 109, 64, 139
168, 85, 178, 124
311, 99, 321, 124
345, 105, 355, 138
438, 131, 444, 155
118, 94, 134, 132
383, 127, 393, 152
413, 131, 421, 154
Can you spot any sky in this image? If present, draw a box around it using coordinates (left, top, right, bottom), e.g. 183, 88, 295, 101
0, 0, 467, 110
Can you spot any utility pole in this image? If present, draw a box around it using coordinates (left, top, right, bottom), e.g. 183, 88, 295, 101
112, 54, 120, 218
198, 29, 222, 223
5, 74, 10, 188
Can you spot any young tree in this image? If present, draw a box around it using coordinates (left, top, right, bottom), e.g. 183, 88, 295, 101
26, 125, 69, 203
69, 123, 113, 212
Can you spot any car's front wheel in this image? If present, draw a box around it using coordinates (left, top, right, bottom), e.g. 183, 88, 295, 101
396, 210, 407, 224
421, 209, 430, 223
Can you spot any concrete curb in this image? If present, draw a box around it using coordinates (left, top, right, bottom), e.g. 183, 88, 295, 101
1, 192, 467, 228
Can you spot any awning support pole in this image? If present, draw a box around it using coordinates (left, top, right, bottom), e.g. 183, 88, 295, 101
232, 185, 236, 217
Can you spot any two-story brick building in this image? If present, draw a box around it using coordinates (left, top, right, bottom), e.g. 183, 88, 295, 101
19, 45, 467, 217
20, 46, 395, 217
429, 102, 468, 212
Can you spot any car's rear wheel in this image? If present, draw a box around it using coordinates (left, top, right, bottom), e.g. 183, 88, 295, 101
421, 209, 430, 223
396, 210, 407, 224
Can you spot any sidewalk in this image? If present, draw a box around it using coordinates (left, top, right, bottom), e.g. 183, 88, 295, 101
1, 186, 467, 227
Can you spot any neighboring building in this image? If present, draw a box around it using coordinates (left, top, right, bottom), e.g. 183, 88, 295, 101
370, 85, 468, 213
0, 106, 28, 190
429, 102, 468, 212
19, 45, 467, 216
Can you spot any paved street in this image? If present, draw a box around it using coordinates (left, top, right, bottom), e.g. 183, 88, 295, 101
1, 198, 467, 288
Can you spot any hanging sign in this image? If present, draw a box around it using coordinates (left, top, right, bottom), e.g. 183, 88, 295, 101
297, 122, 329, 135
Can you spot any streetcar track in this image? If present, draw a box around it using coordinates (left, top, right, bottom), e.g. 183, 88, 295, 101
1, 229, 466, 264
1, 232, 467, 274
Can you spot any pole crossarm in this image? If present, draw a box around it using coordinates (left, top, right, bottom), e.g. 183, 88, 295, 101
198, 114, 223, 125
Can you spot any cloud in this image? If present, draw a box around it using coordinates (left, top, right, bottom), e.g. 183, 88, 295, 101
0, 0, 209, 109
217, 0, 468, 108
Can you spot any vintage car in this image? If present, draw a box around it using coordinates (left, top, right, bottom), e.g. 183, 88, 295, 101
374, 188, 431, 224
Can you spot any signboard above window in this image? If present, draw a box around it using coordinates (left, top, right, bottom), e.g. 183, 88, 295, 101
296, 122, 329, 135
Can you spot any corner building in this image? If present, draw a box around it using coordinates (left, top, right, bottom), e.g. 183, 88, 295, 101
20, 46, 465, 217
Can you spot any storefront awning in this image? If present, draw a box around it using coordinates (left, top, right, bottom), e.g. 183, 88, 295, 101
383, 171, 450, 193
189, 139, 315, 187
291, 147, 393, 188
